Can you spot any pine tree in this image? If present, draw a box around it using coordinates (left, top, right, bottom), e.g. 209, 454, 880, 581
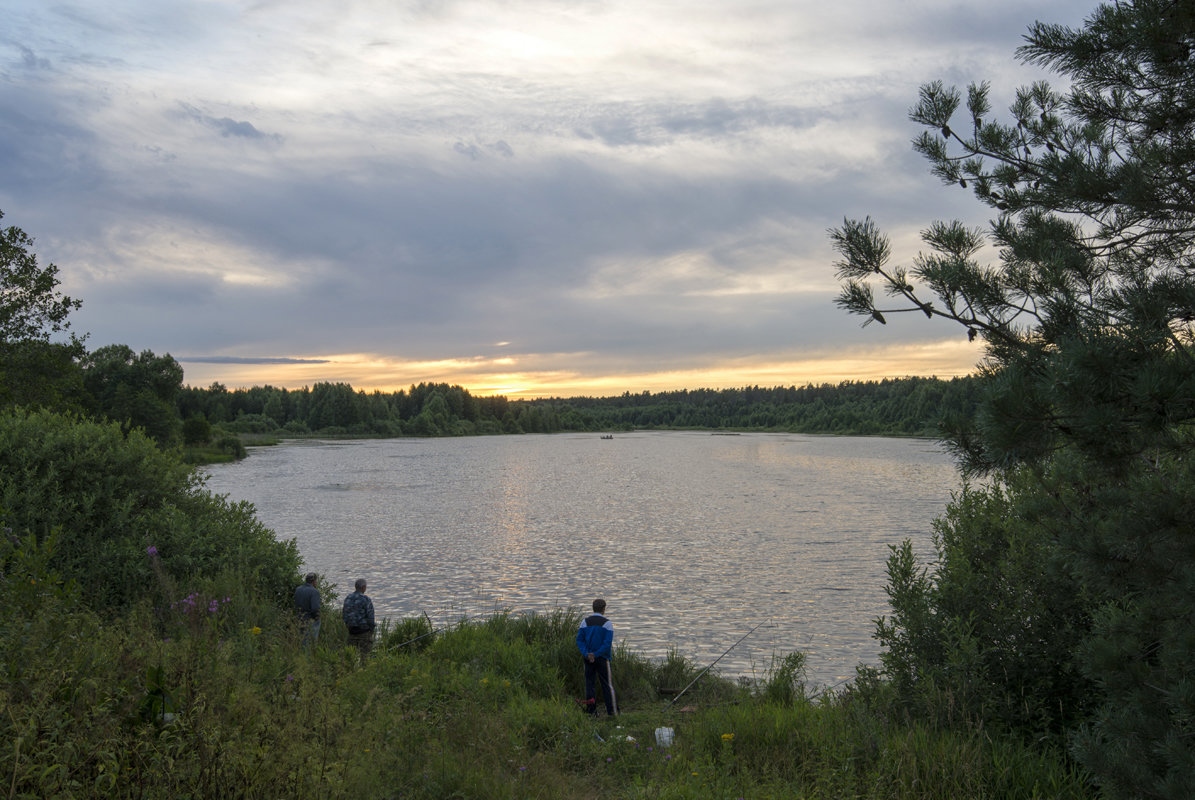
830, 2, 1195, 796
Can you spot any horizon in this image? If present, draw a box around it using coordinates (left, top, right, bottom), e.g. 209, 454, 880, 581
175, 348, 979, 400
174, 336, 982, 399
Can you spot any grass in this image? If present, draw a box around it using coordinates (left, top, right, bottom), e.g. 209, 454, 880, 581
0, 568, 1096, 800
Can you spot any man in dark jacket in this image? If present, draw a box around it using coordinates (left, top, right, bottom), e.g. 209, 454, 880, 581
293, 572, 321, 651
575, 598, 617, 715
342, 578, 376, 662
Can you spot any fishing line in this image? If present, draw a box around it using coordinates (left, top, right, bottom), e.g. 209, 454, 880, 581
667, 619, 768, 707
806, 677, 853, 702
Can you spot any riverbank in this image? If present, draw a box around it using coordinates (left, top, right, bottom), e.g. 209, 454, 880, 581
1, 578, 1093, 799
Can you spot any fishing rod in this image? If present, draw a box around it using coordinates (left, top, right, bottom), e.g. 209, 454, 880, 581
667, 619, 768, 707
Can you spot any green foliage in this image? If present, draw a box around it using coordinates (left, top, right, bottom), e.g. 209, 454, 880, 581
0, 339, 86, 412
760, 651, 809, 706
0, 408, 301, 610
0, 209, 87, 412
875, 475, 1097, 739
176, 376, 980, 443
0, 209, 82, 346
81, 343, 185, 448
181, 414, 212, 446
830, 2, 1195, 795
535, 378, 980, 435
0, 595, 1095, 799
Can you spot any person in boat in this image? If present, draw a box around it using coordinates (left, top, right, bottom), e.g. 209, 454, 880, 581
576, 598, 618, 716
342, 578, 376, 662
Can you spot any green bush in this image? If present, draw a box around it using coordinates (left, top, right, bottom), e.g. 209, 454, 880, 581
221, 413, 277, 434
0, 408, 300, 610
181, 415, 211, 446
873, 472, 1097, 742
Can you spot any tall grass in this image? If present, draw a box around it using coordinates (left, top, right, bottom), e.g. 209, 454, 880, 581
0, 566, 1094, 799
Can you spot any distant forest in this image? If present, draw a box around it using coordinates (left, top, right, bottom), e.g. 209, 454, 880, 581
2, 336, 980, 462
179, 375, 980, 440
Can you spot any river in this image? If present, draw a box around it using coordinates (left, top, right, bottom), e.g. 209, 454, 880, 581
203, 430, 957, 687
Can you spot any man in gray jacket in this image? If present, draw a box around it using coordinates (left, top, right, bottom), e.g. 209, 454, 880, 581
342, 578, 376, 662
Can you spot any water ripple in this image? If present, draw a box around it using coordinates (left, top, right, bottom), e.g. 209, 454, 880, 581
204, 431, 956, 687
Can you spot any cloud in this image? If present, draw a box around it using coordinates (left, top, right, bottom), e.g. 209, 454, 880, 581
18, 46, 51, 70
177, 356, 331, 365
178, 103, 283, 143
2, 0, 1098, 395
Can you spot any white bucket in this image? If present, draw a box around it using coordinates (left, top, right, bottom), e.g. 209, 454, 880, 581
654, 727, 674, 747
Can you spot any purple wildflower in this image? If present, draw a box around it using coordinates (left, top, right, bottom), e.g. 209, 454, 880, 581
146, 545, 158, 557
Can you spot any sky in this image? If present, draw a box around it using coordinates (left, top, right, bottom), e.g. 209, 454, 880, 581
2, 0, 1098, 398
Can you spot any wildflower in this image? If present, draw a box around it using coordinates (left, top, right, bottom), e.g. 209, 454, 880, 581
146, 545, 158, 557
285, 674, 294, 682
209, 600, 219, 613
251, 626, 262, 635
721, 733, 735, 742
606, 757, 612, 763
519, 766, 527, 773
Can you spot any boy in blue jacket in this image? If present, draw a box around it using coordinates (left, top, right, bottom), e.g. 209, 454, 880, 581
576, 598, 618, 715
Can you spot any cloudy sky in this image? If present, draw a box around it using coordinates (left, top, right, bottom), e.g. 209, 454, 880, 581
3, 0, 1096, 397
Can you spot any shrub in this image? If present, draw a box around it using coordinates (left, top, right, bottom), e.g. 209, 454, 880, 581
0, 408, 300, 610
181, 415, 211, 446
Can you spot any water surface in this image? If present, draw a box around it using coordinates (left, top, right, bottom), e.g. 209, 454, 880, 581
204, 431, 956, 686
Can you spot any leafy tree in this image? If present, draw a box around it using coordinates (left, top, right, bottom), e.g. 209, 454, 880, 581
0, 210, 82, 346
830, 2, 1194, 796
0, 210, 86, 410
81, 344, 185, 448
182, 414, 212, 446
262, 390, 285, 427
0, 340, 86, 411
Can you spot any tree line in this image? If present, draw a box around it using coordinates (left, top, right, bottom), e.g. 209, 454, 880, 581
176, 375, 979, 441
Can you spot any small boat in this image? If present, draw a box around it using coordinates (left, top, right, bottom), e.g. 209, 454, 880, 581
600, 434, 614, 440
